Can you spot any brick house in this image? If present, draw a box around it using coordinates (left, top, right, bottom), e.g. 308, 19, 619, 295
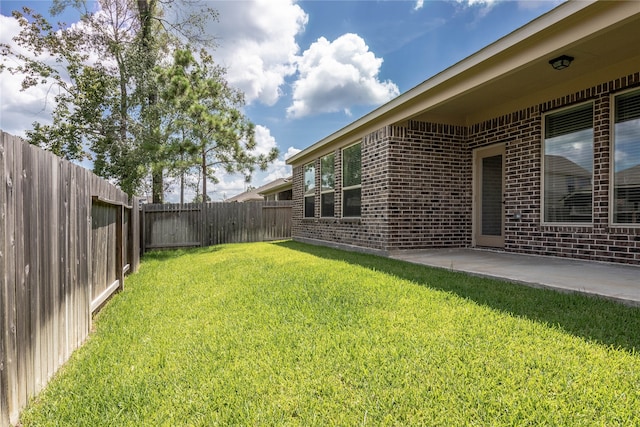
286, 0, 640, 265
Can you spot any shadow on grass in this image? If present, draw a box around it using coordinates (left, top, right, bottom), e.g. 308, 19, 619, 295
274, 241, 640, 353
142, 245, 223, 262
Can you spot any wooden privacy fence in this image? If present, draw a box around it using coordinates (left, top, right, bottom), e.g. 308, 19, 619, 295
0, 131, 140, 427
142, 200, 292, 252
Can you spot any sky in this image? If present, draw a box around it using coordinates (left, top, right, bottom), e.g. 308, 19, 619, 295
0, 0, 563, 202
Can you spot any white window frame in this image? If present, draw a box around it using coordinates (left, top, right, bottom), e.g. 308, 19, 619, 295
303, 162, 316, 218
320, 153, 335, 218
610, 88, 640, 227
342, 142, 362, 218
541, 101, 594, 226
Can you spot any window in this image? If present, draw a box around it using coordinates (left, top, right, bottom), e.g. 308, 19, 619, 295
342, 142, 361, 217
320, 153, 335, 217
543, 104, 593, 223
304, 162, 315, 218
613, 89, 640, 224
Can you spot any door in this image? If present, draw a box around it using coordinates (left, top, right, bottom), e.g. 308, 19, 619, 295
474, 144, 505, 248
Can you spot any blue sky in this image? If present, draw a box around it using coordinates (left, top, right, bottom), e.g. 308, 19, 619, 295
0, 0, 563, 201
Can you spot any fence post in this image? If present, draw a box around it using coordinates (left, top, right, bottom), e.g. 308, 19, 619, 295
127, 197, 138, 272
0, 131, 9, 427
116, 205, 124, 291
200, 202, 206, 248
141, 203, 146, 255
0, 133, 137, 426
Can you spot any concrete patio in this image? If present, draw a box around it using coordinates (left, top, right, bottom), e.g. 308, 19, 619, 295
389, 249, 640, 307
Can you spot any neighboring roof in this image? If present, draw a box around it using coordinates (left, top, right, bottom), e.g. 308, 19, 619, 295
287, 0, 640, 166
617, 165, 640, 187
257, 176, 292, 196
225, 188, 264, 202
545, 155, 591, 178
225, 176, 293, 202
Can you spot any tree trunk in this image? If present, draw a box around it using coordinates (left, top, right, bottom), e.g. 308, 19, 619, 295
180, 172, 185, 206
152, 171, 163, 203
201, 149, 207, 203
137, 0, 163, 203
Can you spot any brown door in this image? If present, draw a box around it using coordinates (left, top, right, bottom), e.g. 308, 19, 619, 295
474, 144, 505, 248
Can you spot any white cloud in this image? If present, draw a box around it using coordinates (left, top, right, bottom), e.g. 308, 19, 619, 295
284, 146, 301, 161
247, 145, 299, 192
286, 33, 400, 119
456, 0, 499, 6
452, 0, 502, 20
0, 14, 56, 136
252, 124, 277, 157
163, 174, 199, 203
251, 125, 292, 182
0, 7, 129, 137
164, 125, 292, 202
517, 0, 565, 11
253, 138, 297, 186
414, 0, 425, 11
211, 0, 308, 106
164, 170, 253, 202
260, 157, 291, 184
214, 175, 251, 201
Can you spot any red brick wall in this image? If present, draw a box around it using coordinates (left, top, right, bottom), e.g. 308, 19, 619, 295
292, 124, 470, 252
293, 140, 388, 250
292, 72, 640, 264
481, 74, 640, 264
385, 122, 470, 249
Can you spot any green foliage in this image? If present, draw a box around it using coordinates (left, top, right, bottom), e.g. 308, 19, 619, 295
0, 3, 151, 193
0, 7, 109, 160
19, 242, 640, 426
157, 48, 279, 199
0, 1, 226, 198
320, 152, 335, 189
342, 142, 361, 187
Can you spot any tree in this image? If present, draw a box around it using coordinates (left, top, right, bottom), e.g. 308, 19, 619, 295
0, 8, 115, 161
0, 0, 219, 199
158, 48, 278, 202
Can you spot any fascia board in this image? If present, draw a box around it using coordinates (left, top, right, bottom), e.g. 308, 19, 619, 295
286, 0, 597, 166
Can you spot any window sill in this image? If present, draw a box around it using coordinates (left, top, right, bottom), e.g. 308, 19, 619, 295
540, 222, 593, 228
609, 223, 640, 229
301, 217, 362, 225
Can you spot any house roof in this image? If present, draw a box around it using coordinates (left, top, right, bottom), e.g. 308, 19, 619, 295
257, 177, 292, 196
225, 188, 264, 202
287, 0, 640, 166
617, 165, 640, 187
225, 176, 293, 202
545, 155, 591, 178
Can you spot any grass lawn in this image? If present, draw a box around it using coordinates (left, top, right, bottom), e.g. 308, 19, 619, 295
21, 241, 640, 426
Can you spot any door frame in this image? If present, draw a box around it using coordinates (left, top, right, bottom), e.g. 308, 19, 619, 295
472, 143, 505, 248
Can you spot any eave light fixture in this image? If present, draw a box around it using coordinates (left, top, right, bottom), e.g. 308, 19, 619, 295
549, 55, 574, 70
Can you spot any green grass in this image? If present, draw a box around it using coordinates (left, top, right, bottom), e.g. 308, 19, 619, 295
21, 241, 640, 426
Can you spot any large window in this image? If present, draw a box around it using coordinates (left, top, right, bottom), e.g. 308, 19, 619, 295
543, 103, 593, 223
342, 143, 361, 217
304, 162, 315, 218
613, 89, 640, 224
320, 153, 335, 217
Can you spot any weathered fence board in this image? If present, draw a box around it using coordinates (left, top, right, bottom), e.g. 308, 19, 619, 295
0, 133, 6, 427
14, 141, 26, 413
143, 203, 202, 250
142, 201, 292, 251
0, 131, 140, 427
262, 202, 293, 241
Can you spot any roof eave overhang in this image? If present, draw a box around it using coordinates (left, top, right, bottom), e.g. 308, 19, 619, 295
258, 180, 292, 195
287, 0, 639, 166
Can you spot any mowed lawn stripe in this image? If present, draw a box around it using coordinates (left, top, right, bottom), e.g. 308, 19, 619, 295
20, 242, 640, 426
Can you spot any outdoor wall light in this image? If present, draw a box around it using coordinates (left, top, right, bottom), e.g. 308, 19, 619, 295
549, 55, 574, 70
